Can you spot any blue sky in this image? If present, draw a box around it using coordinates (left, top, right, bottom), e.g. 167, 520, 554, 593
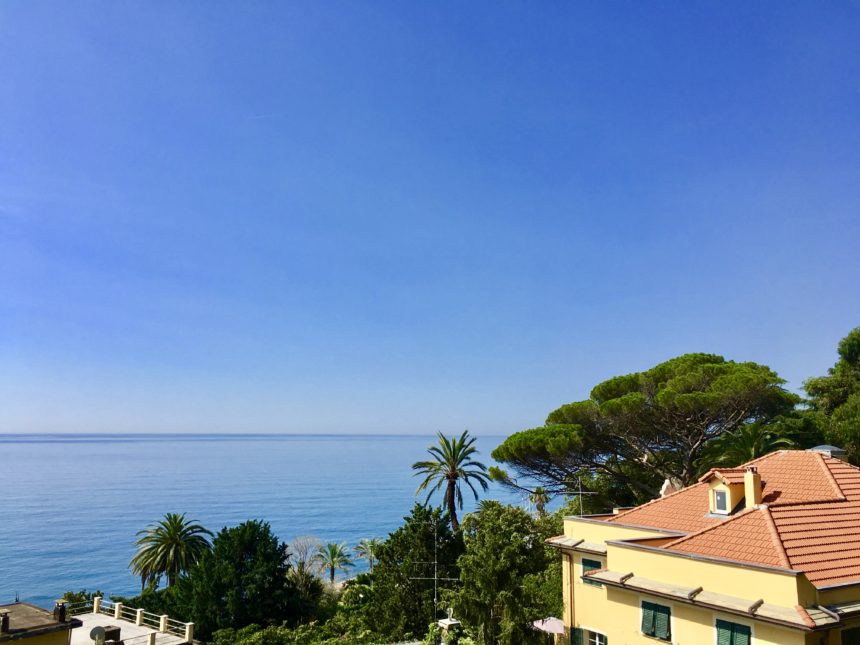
1, 2, 858, 434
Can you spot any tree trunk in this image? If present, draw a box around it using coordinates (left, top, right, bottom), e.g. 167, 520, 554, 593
330, 566, 335, 583
447, 479, 459, 531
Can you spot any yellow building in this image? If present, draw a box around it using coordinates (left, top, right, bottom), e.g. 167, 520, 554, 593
0, 602, 80, 645
548, 447, 860, 645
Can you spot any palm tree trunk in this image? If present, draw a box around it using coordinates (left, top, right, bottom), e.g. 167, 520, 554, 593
330, 566, 335, 584
447, 479, 459, 531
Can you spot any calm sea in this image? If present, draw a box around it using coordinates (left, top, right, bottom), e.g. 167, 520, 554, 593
0, 433, 528, 608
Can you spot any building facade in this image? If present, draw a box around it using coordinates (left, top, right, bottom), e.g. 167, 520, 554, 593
549, 448, 860, 645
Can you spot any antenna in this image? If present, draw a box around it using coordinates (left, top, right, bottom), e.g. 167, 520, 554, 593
409, 519, 458, 623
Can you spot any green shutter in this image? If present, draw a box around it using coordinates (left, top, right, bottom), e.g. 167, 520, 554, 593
716, 620, 733, 645
732, 623, 751, 645
582, 558, 602, 586
571, 627, 584, 645
641, 601, 656, 636
654, 604, 671, 641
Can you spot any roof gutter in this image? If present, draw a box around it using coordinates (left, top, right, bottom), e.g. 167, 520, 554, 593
585, 575, 826, 632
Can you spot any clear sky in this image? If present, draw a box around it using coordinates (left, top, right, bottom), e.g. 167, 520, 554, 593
1, 2, 858, 435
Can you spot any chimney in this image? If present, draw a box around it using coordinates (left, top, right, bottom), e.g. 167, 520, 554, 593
0, 610, 9, 634
745, 466, 762, 509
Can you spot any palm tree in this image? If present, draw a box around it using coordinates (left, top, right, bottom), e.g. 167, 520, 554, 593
703, 423, 797, 468
412, 430, 490, 531
129, 513, 213, 590
530, 486, 550, 518
354, 538, 383, 574
314, 542, 354, 584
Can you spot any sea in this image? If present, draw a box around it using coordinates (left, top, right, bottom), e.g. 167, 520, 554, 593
0, 433, 532, 608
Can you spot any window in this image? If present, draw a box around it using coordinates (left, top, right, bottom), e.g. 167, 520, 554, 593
641, 601, 671, 641
572, 628, 607, 645
714, 490, 728, 513
716, 619, 751, 645
582, 558, 603, 586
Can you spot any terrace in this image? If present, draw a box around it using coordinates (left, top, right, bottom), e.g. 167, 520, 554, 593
67, 598, 191, 645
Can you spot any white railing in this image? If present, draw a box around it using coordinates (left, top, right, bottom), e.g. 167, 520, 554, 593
67, 597, 194, 642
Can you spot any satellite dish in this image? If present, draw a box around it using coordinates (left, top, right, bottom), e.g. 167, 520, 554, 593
90, 626, 106, 642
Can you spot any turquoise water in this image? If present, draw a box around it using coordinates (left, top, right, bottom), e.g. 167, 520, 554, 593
0, 434, 527, 607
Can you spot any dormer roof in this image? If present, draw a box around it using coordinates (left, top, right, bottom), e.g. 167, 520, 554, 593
699, 468, 747, 485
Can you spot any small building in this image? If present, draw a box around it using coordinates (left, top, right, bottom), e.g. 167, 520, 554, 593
548, 448, 860, 645
0, 602, 81, 645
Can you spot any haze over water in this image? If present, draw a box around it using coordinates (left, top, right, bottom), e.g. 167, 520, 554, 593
0, 433, 528, 608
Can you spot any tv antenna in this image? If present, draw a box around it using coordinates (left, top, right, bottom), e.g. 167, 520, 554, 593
409, 519, 458, 622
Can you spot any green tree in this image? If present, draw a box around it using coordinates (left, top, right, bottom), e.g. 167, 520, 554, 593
315, 542, 354, 584
413, 430, 490, 531
129, 513, 212, 590
529, 487, 550, 518
452, 501, 558, 645
361, 505, 464, 641
181, 519, 297, 640
354, 538, 383, 575
699, 423, 797, 467
62, 589, 104, 607
492, 354, 799, 507
806, 327, 860, 460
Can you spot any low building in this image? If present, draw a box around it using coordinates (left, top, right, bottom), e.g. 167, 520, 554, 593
0, 601, 80, 645
548, 447, 860, 645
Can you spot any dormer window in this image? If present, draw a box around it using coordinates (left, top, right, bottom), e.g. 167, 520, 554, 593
700, 468, 747, 515
713, 490, 728, 514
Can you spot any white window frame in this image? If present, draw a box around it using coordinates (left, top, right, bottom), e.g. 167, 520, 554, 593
586, 630, 607, 645
578, 624, 607, 645
713, 489, 729, 514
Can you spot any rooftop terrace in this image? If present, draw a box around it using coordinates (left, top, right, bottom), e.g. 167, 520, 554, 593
68, 598, 190, 645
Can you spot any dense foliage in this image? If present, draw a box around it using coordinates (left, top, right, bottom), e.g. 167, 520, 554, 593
452, 501, 561, 645
360, 504, 463, 641
182, 520, 304, 640
492, 353, 799, 507
806, 327, 860, 459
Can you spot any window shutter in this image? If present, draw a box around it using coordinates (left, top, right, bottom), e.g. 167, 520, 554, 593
716, 620, 733, 645
582, 558, 603, 586
655, 604, 670, 640
641, 601, 656, 635
732, 623, 751, 645
571, 627, 584, 645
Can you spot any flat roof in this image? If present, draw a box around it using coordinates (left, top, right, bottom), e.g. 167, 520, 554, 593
0, 602, 79, 642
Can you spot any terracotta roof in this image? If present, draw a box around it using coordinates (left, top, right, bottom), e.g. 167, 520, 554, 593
664, 506, 790, 569
700, 468, 748, 485
607, 482, 723, 533
601, 450, 860, 588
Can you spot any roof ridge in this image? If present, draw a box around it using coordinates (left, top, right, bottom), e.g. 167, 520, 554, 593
760, 505, 792, 568
662, 506, 760, 549
815, 452, 849, 500
768, 497, 854, 509
696, 451, 791, 484
610, 482, 708, 522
